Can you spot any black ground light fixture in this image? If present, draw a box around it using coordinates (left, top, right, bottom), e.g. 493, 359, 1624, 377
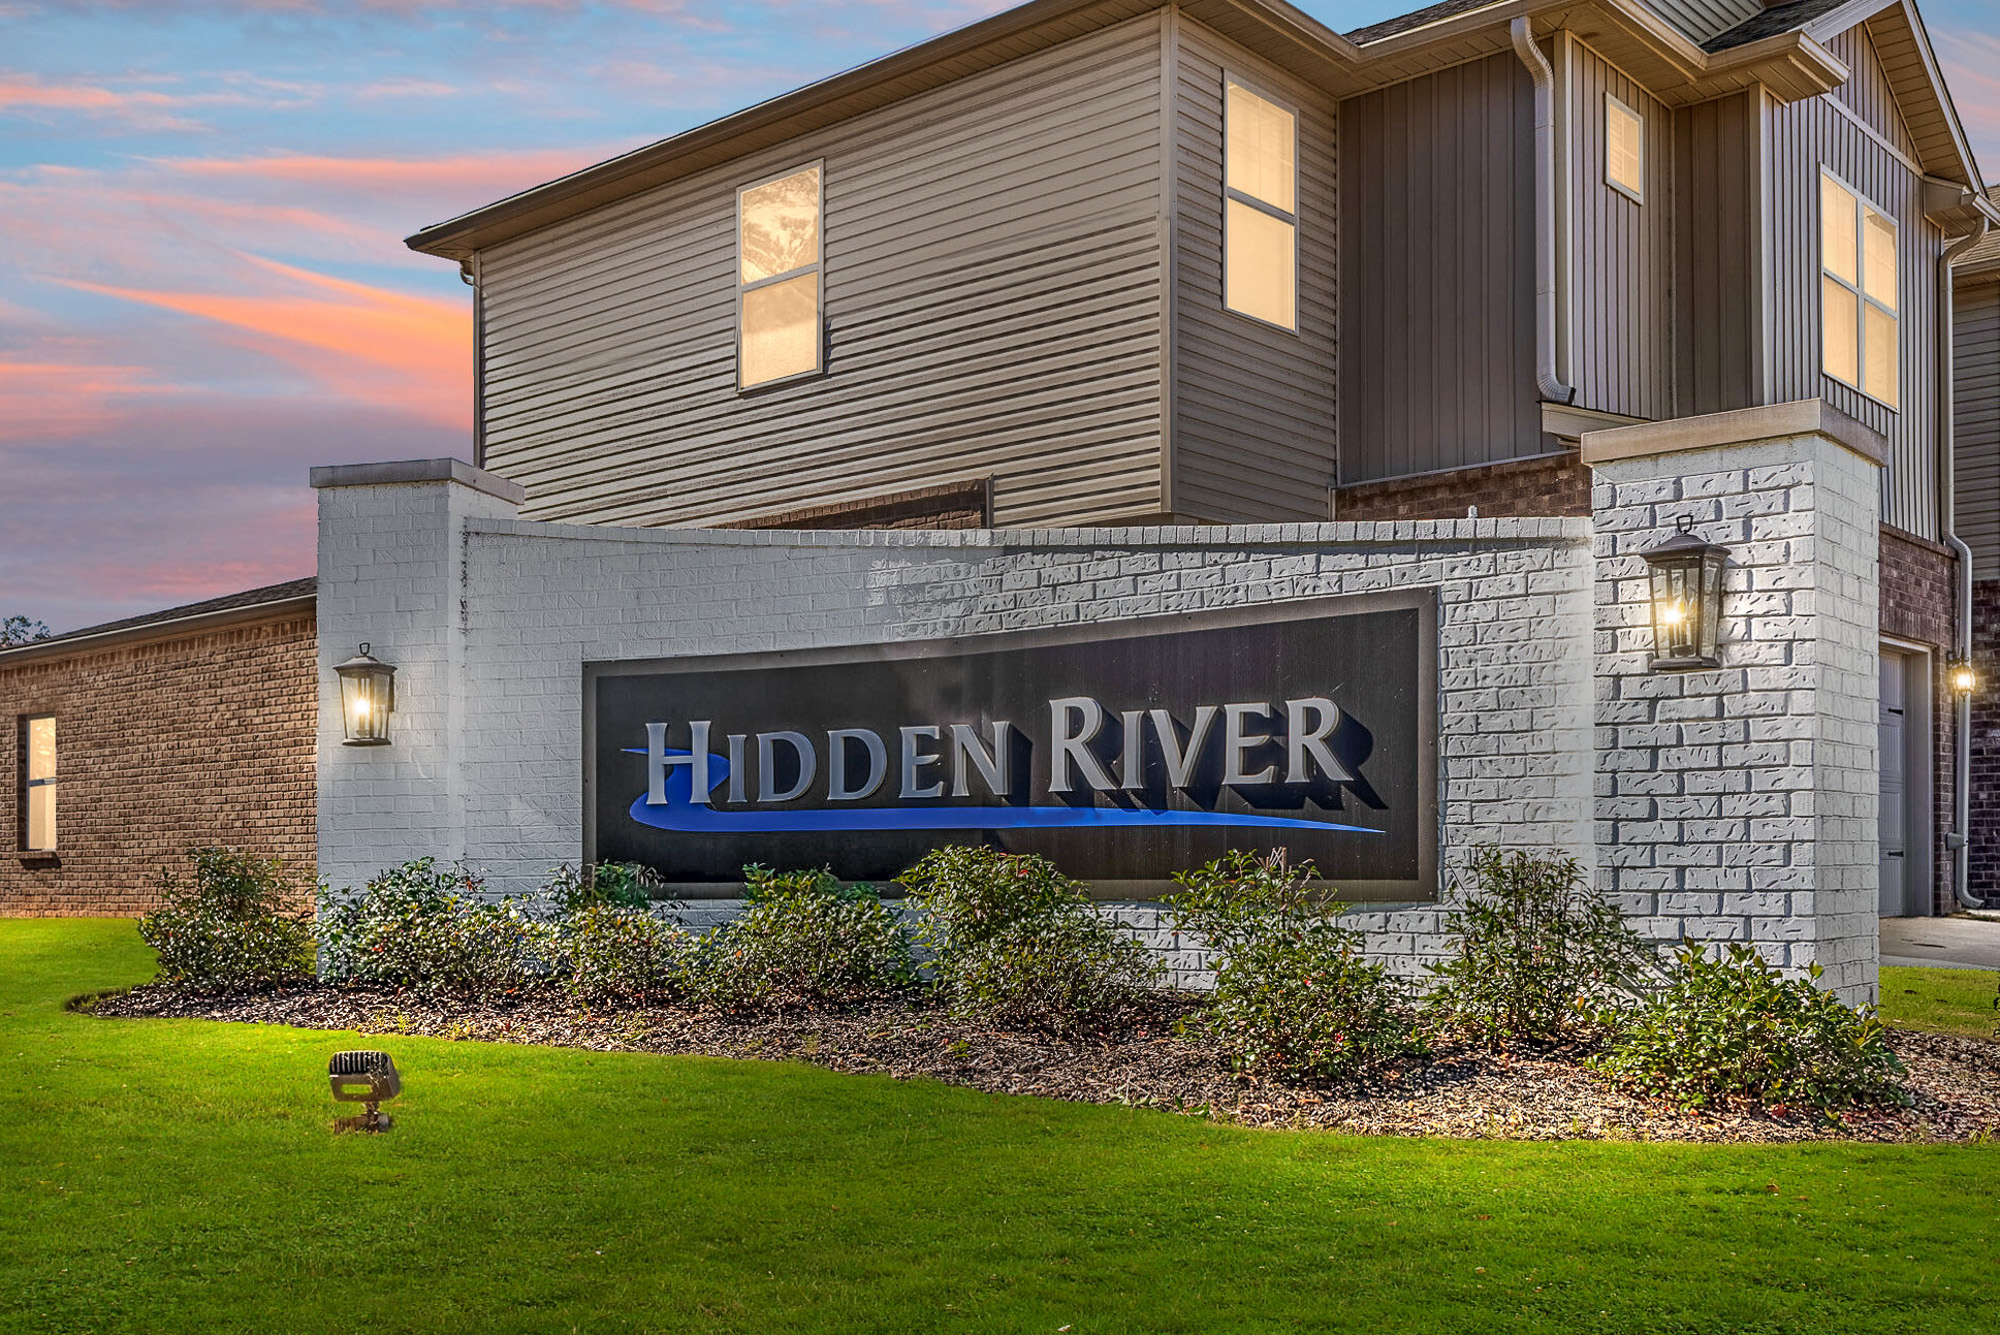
1643, 516, 1729, 671
334, 643, 396, 745
1950, 659, 1979, 698
330, 1050, 402, 1132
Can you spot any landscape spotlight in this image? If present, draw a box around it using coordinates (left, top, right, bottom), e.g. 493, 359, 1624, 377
1641, 516, 1729, 672
1950, 659, 1979, 698
334, 644, 396, 746
329, 1050, 402, 1132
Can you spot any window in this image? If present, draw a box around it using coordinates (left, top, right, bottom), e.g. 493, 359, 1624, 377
1224, 76, 1297, 331
21, 715, 54, 852
1821, 171, 1899, 408
1605, 94, 1643, 202
737, 163, 823, 389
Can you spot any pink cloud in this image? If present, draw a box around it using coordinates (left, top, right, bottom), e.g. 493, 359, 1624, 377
0, 348, 179, 437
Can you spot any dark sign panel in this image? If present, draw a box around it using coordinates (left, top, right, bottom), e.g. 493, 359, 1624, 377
584, 591, 1437, 899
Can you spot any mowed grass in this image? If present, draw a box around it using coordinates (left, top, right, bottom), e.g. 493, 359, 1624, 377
1880, 964, 1998, 1038
2, 920, 1997, 1335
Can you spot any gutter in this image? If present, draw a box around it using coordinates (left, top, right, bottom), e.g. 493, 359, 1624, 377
1939, 206, 1990, 910
1511, 17, 1576, 407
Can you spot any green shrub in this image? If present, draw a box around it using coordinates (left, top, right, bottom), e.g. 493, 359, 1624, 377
317, 858, 549, 999
1168, 850, 1419, 1082
137, 849, 314, 990
545, 861, 656, 913
899, 845, 1161, 1036
1595, 945, 1908, 1114
1424, 848, 1654, 1047
552, 903, 692, 1008
688, 866, 911, 1012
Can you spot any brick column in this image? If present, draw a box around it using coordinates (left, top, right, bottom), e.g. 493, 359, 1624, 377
1583, 402, 1888, 1006
311, 459, 525, 895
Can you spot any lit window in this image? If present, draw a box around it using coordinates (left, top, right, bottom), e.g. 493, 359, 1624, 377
1821, 172, 1899, 408
737, 164, 822, 388
1605, 94, 1643, 202
22, 715, 54, 852
1224, 77, 1297, 332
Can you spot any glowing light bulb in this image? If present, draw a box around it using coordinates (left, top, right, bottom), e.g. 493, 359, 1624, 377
1951, 664, 1978, 696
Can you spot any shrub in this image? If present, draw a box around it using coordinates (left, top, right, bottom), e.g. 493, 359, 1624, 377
1424, 848, 1654, 1047
545, 861, 657, 913
138, 849, 315, 990
899, 845, 1161, 1036
1168, 850, 1419, 1082
1594, 945, 1908, 1114
552, 903, 693, 1008
688, 866, 911, 1012
317, 858, 550, 999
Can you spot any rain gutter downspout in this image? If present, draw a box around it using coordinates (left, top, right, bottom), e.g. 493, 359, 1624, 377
1512, 17, 1576, 406
1939, 210, 1989, 909
460, 257, 486, 469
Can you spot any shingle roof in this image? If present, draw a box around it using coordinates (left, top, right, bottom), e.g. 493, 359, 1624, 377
1703, 0, 1855, 54
1345, 0, 1507, 46
1957, 185, 2000, 272
11, 577, 317, 654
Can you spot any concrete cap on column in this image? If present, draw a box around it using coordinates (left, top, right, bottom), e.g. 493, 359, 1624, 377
308, 457, 526, 505
1579, 400, 1889, 469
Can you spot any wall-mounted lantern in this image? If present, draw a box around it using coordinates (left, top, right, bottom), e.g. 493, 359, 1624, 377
334, 644, 396, 746
1642, 517, 1729, 672
1949, 659, 1979, 698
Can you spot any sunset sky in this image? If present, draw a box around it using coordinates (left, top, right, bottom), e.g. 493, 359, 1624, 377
5, 0, 2000, 634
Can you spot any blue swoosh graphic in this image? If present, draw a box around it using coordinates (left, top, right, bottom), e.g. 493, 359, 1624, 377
622, 748, 1381, 836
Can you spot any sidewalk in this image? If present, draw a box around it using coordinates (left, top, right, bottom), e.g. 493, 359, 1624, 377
1881, 916, 2000, 971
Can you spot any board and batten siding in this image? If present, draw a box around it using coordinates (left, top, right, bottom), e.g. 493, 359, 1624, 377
476, 17, 1167, 530
1956, 279, 2000, 580
1169, 16, 1338, 522
1645, 0, 1761, 45
1672, 91, 1763, 419
1566, 37, 1672, 423
1765, 23, 1942, 538
1338, 50, 1545, 485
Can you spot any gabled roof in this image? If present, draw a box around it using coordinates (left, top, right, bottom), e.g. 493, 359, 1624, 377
404, 0, 1985, 261
0, 578, 317, 665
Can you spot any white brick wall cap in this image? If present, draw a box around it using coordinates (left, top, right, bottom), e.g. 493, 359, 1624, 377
309, 457, 527, 506
1579, 400, 1889, 469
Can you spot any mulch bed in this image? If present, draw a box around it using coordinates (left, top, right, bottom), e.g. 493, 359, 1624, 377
91, 984, 2000, 1144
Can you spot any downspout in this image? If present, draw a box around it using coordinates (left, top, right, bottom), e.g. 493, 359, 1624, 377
1939, 210, 1989, 909
1511, 17, 1576, 406
460, 256, 487, 470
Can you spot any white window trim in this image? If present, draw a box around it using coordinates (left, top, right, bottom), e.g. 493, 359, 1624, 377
1604, 91, 1644, 205
21, 713, 54, 854
735, 159, 825, 392
1819, 166, 1900, 413
1221, 70, 1301, 336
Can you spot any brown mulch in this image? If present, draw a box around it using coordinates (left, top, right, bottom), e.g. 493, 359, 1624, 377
90, 984, 2000, 1144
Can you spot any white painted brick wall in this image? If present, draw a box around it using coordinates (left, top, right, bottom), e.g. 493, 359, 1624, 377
318, 492, 1597, 985
1591, 432, 1882, 1004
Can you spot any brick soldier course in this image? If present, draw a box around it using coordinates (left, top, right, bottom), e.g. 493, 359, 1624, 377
0, 581, 317, 917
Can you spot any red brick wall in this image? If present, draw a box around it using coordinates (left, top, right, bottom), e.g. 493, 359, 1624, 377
1971, 579, 2000, 906
1878, 528, 1959, 917
1335, 453, 1592, 522
0, 612, 317, 916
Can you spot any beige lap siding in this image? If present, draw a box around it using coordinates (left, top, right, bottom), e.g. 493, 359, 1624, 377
0, 613, 317, 917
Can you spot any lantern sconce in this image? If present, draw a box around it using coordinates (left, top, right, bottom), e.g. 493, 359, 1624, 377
334, 643, 396, 746
1949, 659, 1979, 698
1642, 516, 1729, 672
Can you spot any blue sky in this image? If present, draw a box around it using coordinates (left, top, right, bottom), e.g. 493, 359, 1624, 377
4, 0, 1999, 632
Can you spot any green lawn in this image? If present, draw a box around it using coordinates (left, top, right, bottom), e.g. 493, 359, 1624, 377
1880, 965, 1998, 1038
3, 920, 1997, 1335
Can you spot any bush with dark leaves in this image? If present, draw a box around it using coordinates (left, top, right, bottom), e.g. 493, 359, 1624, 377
138, 848, 314, 990
899, 845, 1160, 1036
1169, 849, 1420, 1082
1595, 945, 1908, 1114
688, 866, 911, 1012
317, 858, 549, 999
1424, 848, 1654, 1047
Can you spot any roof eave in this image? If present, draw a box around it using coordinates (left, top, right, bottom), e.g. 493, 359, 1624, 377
0, 593, 318, 668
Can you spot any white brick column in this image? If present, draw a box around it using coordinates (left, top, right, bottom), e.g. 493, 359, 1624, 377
1583, 402, 1888, 1004
311, 459, 525, 894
